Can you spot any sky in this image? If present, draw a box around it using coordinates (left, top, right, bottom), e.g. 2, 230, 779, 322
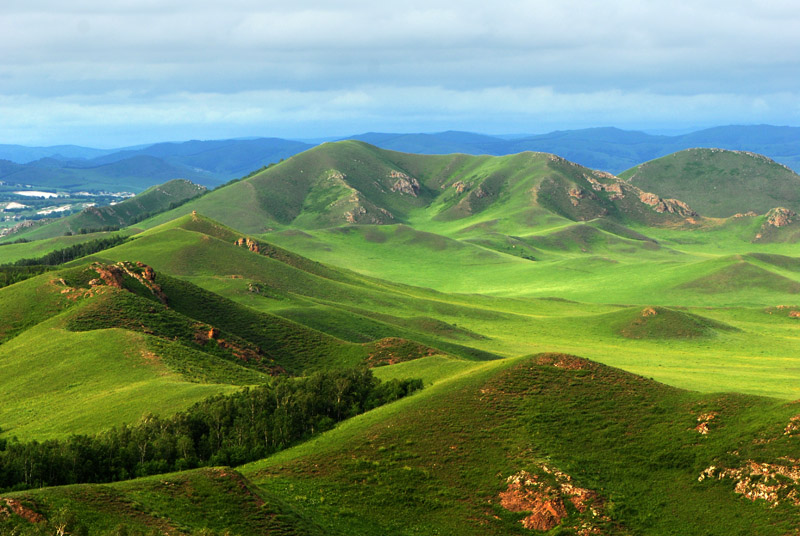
2, 0, 800, 147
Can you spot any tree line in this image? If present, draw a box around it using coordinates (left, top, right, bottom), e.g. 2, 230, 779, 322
0, 368, 422, 492
9, 234, 128, 267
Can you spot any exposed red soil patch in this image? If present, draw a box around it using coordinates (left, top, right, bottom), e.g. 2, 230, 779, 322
696, 412, 717, 435
536, 353, 591, 370
0, 497, 45, 523
500, 468, 609, 532
500, 471, 566, 531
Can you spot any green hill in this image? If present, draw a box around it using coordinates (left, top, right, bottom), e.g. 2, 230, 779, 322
620, 148, 800, 217
4, 140, 800, 535
8, 354, 800, 534
139, 141, 699, 236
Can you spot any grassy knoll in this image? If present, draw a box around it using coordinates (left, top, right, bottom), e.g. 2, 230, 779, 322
62, 213, 800, 400
0, 319, 243, 440
621, 148, 800, 217
1, 467, 325, 535
243, 354, 800, 535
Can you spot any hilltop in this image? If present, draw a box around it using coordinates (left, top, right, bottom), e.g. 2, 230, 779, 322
620, 148, 800, 217
137, 141, 699, 237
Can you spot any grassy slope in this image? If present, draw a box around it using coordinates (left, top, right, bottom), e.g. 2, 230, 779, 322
9, 354, 800, 534
70, 213, 800, 400
242, 354, 800, 535
3, 145, 800, 532
0, 318, 242, 440
620, 148, 800, 217
0, 263, 279, 440
2, 467, 326, 535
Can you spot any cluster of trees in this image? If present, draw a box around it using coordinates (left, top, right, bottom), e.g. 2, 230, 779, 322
0, 368, 421, 492
8, 235, 128, 267
0, 265, 54, 289
70, 225, 121, 235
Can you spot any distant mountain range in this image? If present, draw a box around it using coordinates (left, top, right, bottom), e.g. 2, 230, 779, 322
0, 125, 798, 193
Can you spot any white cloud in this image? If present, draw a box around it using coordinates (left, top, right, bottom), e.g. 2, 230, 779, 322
1, 1, 800, 143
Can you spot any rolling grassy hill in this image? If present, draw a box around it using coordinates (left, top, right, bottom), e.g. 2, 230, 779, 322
3, 141, 800, 533
6, 354, 800, 534
138, 140, 699, 239
620, 148, 800, 217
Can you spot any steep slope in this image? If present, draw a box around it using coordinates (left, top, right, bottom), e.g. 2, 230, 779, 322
83, 213, 497, 362
0, 467, 326, 535
140, 141, 698, 236
620, 148, 800, 217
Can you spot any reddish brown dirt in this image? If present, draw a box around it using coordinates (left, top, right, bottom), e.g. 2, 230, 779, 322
499, 477, 566, 531
93, 263, 125, 288
500, 469, 609, 532
0, 498, 45, 523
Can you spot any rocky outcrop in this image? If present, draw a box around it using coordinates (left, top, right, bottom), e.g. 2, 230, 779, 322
699, 460, 800, 507
389, 171, 420, 196
474, 186, 490, 199
585, 174, 624, 198
765, 207, 796, 228
696, 412, 717, 435
87, 262, 167, 305
0, 219, 40, 238
326, 169, 346, 181
234, 237, 260, 253
638, 192, 697, 217
754, 208, 798, 241
733, 211, 758, 218
0, 497, 45, 523
92, 263, 126, 289
500, 467, 610, 533
451, 180, 468, 194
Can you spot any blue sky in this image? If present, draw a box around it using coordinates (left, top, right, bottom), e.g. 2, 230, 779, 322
2, 0, 800, 146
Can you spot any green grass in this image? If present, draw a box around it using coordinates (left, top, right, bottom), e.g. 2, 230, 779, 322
621, 148, 800, 217
4, 142, 800, 533
0, 319, 240, 440
2, 467, 325, 535
243, 354, 800, 535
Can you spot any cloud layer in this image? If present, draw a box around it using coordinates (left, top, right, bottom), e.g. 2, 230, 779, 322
2, 1, 800, 145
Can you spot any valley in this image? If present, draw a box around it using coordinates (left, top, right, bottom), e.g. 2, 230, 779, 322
1, 141, 800, 534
